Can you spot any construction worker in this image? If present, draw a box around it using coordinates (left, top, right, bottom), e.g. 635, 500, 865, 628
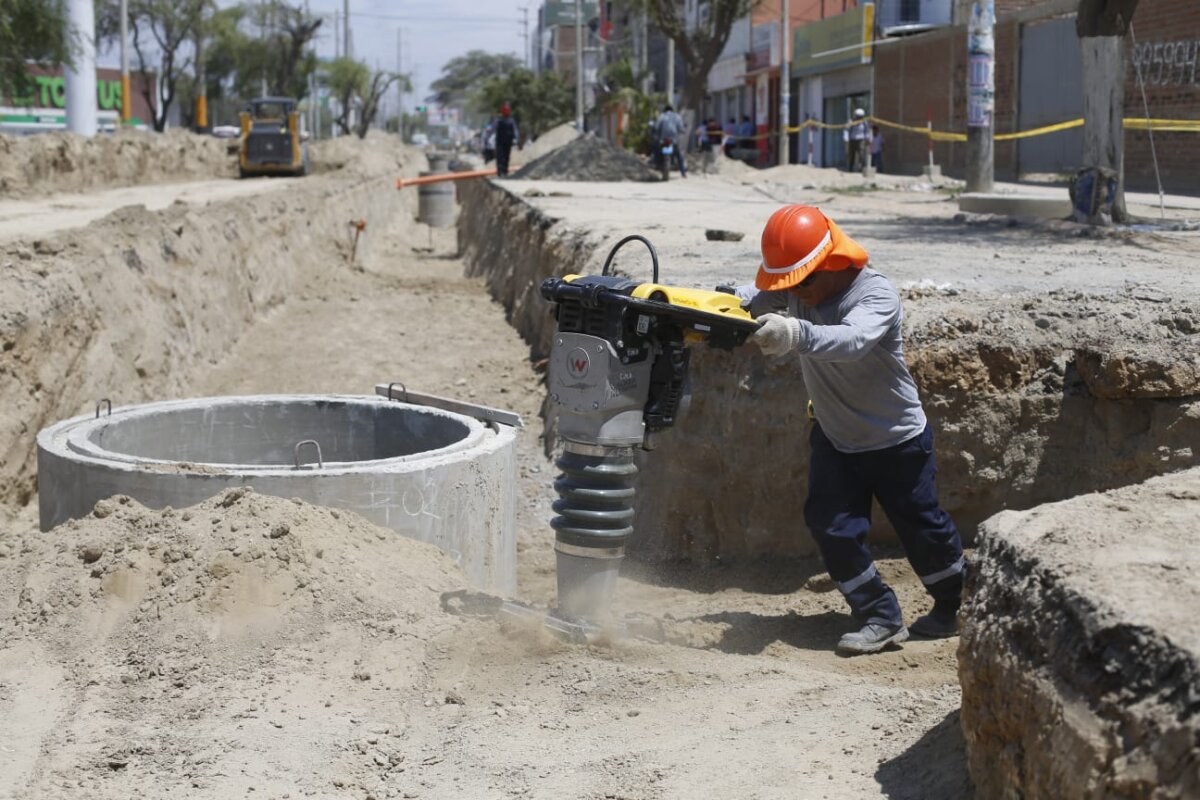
736, 205, 966, 655
847, 108, 868, 172
494, 103, 519, 177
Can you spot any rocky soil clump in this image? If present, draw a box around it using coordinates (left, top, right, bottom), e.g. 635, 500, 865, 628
513, 135, 660, 182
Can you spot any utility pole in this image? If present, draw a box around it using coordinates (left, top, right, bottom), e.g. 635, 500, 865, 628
194, 9, 207, 132
519, 6, 530, 69
640, 10, 649, 94
65, 0, 98, 135
666, 38, 675, 105
119, 0, 131, 124
343, 0, 351, 60
260, 0, 268, 96
779, 0, 790, 165
396, 27, 404, 131
965, 0, 995, 192
333, 10, 340, 59
574, 0, 584, 130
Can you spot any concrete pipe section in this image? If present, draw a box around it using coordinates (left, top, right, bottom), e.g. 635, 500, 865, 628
37, 395, 517, 593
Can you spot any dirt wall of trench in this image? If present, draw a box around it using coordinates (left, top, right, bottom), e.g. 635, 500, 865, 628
459, 178, 1200, 560
0, 143, 415, 508
959, 469, 1200, 799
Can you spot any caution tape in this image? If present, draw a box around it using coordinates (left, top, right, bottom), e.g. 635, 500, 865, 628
731, 114, 1199, 144
1125, 117, 1200, 132
993, 119, 1082, 141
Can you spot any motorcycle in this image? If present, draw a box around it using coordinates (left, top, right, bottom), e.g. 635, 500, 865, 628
657, 137, 675, 182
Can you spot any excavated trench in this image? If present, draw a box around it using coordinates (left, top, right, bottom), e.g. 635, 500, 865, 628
0, 143, 411, 509
458, 178, 1200, 558
458, 176, 1200, 797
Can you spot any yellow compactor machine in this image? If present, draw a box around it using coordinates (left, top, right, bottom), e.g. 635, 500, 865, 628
238, 97, 308, 178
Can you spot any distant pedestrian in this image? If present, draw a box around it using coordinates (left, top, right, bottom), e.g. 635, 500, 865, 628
705, 118, 724, 174
870, 124, 884, 173
738, 114, 755, 150
494, 103, 519, 177
654, 104, 688, 178
723, 117, 737, 157
847, 108, 868, 172
482, 119, 497, 164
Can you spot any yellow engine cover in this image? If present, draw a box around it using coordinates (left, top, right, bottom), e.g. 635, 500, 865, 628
629, 283, 753, 322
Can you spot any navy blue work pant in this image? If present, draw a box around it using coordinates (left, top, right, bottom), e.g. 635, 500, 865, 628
805, 423, 965, 627
496, 141, 513, 176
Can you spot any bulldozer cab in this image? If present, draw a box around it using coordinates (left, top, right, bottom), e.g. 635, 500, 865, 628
248, 98, 295, 130
238, 96, 308, 177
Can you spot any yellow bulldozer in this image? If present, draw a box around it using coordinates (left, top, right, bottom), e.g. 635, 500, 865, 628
238, 97, 309, 178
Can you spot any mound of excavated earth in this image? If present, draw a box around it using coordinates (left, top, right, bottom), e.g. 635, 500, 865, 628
512, 135, 660, 182
517, 122, 580, 163
959, 468, 1200, 799
0, 129, 235, 197
0, 489, 465, 798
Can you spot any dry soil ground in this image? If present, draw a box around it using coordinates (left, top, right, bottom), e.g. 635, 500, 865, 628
0, 138, 1041, 800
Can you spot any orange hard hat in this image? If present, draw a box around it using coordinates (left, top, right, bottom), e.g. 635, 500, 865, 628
755, 205, 869, 291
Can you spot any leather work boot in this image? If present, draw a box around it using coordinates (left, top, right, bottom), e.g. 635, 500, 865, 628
910, 600, 960, 639
836, 622, 909, 655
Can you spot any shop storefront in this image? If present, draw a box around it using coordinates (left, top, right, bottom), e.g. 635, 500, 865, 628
792, 4, 875, 169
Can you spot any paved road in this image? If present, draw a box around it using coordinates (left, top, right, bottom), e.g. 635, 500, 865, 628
511, 170, 1198, 299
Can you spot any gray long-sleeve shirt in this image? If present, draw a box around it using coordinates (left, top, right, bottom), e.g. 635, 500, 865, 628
737, 268, 926, 453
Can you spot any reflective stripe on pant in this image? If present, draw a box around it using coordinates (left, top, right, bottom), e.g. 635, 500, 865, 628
804, 423, 965, 626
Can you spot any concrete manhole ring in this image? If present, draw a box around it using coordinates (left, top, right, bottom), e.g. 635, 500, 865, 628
37, 394, 517, 592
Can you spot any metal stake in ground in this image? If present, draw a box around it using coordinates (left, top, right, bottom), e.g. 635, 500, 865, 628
347, 218, 367, 267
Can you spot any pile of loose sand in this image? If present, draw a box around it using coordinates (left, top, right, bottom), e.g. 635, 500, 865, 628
0, 129, 236, 197
0, 488, 467, 797
2, 487, 462, 645
513, 135, 660, 182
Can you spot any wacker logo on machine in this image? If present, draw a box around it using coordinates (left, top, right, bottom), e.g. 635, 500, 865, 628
566, 347, 590, 379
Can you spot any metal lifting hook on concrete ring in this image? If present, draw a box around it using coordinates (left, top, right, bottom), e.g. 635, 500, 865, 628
293, 439, 323, 470
601, 234, 660, 284
95, 398, 112, 419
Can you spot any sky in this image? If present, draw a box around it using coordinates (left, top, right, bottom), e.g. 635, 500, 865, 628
96, 1, 532, 115
294, 0, 532, 109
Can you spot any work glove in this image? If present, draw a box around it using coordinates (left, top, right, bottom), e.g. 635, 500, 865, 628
750, 313, 801, 357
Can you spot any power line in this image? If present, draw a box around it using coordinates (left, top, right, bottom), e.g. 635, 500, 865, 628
346, 11, 516, 25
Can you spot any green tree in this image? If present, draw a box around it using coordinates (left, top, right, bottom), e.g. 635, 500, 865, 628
0, 0, 73, 99
620, 0, 760, 118
478, 68, 574, 141
325, 57, 407, 138
197, 2, 321, 105
356, 69, 409, 138
430, 49, 522, 121
326, 56, 368, 136
595, 57, 661, 154
98, 0, 207, 131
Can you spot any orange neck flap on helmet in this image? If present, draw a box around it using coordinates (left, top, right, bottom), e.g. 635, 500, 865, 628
755, 205, 869, 292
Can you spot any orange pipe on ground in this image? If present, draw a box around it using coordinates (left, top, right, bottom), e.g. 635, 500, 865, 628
395, 168, 498, 189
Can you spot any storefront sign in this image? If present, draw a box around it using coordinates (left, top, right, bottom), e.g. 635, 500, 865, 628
1, 64, 155, 131
791, 4, 874, 77
543, 0, 598, 27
